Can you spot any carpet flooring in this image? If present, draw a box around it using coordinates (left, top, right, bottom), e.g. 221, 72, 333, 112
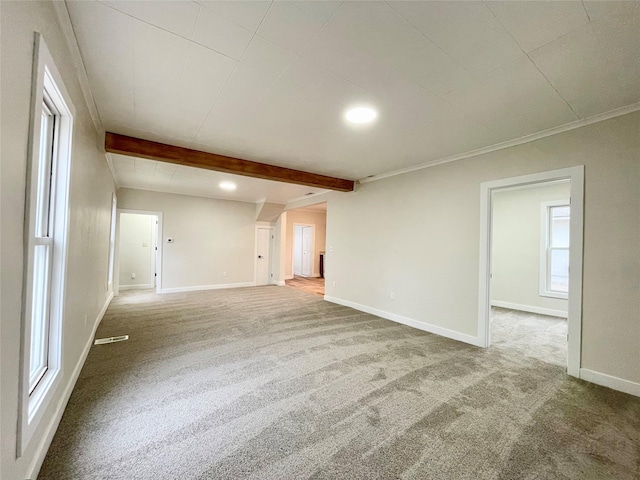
39, 287, 640, 479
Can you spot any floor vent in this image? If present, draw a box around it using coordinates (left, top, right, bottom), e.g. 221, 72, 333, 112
94, 335, 129, 345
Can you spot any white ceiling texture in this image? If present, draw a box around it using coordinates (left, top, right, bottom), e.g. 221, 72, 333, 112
66, 1, 640, 203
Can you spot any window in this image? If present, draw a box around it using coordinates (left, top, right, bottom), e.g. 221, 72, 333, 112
108, 193, 117, 288
19, 34, 74, 455
540, 200, 570, 299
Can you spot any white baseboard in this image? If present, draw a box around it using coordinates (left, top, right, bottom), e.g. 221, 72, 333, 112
579, 369, 640, 397
324, 295, 483, 347
28, 292, 113, 480
491, 300, 567, 318
119, 284, 154, 291
159, 281, 255, 294
275, 280, 286, 286
285, 275, 294, 280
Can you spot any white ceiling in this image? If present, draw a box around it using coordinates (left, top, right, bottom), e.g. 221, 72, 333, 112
67, 0, 640, 203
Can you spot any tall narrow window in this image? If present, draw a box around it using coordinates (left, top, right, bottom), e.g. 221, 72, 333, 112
19, 34, 74, 455
29, 94, 59, 393
540, 200, 570, 299
108, 193, 117, 289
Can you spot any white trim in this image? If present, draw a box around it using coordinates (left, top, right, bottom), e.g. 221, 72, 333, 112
360, 102, 640, 185
160, 282, 255, 294
579, 369, 640, 398
116, 209, 163, 295
118, 284, 155, 291
478, 166, 584, 377
27, 292, 113, 480
491, 301, 567, 319
324, 296, 483, 347
285, 275, 294, 281
275, 280, 286, 286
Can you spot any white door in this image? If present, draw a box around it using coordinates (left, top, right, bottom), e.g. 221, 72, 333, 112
256, 228, 271, 286
293, 226, 303, 275
302, 226, 312, 277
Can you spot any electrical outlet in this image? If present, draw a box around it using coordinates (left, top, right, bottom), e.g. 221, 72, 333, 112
332, 281, 336, 287
223, 272, 228, 277
390, 292, 395, 300
131, 272, 136, 279
329, 246, 334, 253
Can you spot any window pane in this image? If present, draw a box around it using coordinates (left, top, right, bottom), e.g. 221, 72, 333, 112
550, 248, 569, 293
29, 244, 51, 391
35, 104, 54, 238
550, 206, 570, 248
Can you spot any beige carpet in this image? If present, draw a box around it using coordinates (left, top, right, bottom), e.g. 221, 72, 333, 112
39, 287, 640, 479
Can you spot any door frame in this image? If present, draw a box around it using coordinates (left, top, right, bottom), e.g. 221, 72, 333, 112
292, 223, 316, 277
478, 166, 584, 377
115, 209, 163, 295
254, 226, 274, 286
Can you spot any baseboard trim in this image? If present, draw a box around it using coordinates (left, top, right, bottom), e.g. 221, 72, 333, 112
275, 280, 286, 286
159, 282, 255, 294
119, 284, 154, 291
285, 275, 294, 280
324, 295, 483, 347
491, 300, 567, 318
28, 292, 113, 480
579, 369, 640, 397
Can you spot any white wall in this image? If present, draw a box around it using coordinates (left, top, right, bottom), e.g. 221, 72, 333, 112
284, 209, 326, 278
1, 2, 116, 478
491, 182, 570, 316
117, 188, 256, 291
326, 111, 640, 385
119, 213, 155, 289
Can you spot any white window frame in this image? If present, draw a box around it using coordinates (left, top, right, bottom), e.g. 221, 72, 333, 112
18, 33, 74, 456
108, 193, 118, 290
539, 199, 570, 300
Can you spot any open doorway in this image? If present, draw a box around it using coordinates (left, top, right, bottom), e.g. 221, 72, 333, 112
117, 210, 162, 294
478, 167, 584, 377
284, 203, 326, 296
490, 180, 570, 367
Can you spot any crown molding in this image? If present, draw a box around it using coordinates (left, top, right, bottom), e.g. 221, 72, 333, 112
359, 102, 640, 185
51, 1, 103, 135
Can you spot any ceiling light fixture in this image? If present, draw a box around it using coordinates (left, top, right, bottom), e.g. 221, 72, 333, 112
345, 106, 377, 124
219, 181, 237, 191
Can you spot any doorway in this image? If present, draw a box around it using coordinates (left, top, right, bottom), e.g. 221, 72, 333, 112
293, 225, 315, 277
117, 209, 162, 294
478, 166, 584, 377
255, 227, 273, 286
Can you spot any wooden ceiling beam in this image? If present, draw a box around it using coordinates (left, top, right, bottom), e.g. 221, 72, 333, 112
104, 132, 355, 192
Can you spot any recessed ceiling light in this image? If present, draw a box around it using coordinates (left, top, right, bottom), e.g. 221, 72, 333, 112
345, 106, 377, 124
219, 181, 236, 191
